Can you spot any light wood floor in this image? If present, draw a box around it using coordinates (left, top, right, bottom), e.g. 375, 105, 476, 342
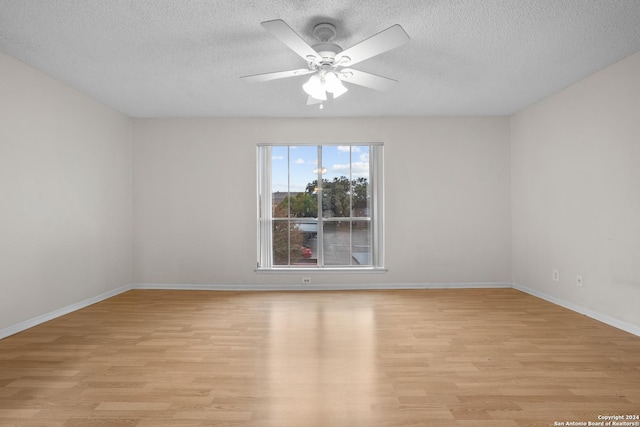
0, 289, 639, 427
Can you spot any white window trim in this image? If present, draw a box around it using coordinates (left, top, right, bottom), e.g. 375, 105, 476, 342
256, 143, 385, 271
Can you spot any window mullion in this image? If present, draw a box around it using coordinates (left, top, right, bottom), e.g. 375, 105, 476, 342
316, 145, 324, 268
349, 145, 353, 265
372, 145, 384, 267
287, 146, 291, 266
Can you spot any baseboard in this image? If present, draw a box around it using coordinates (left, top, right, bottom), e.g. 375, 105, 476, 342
131, 282, 513, 292
513, 283, 640, 337
0, 285, 132, 340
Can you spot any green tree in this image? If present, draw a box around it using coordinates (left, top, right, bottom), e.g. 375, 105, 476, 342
277, 192, 315, 218
305, 176, 368, 217
351, 177, 369, 216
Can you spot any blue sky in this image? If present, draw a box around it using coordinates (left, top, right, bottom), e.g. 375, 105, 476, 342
272, 145, 370, 193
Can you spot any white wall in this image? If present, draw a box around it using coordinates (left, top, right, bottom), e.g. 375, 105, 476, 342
511, 52, 640, 328
0, 52, 133, 330
132, 117, 511, 286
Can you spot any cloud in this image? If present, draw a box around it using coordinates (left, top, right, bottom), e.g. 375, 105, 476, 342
272, 155, 284, 160
332, 161, 369, 178
337, 146, 362, 153
294, 158, 305, 164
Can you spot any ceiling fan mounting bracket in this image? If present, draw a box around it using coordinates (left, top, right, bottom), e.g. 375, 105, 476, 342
313, 23, 337, 42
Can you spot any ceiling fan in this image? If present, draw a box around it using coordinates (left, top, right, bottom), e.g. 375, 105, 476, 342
241, 19, 410, 108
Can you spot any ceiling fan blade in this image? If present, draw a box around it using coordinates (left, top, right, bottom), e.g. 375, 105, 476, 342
335, 24, 409, 67
339, 68, 398, 91
240, 68, 314, 83
261, 19, 321, 63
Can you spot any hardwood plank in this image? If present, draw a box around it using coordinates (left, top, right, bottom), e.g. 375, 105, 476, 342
0, 288, 639, 426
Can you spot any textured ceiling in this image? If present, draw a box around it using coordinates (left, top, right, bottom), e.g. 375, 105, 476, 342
1, 0, 639, 118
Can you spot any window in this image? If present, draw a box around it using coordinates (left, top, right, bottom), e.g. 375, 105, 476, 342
257, 144, 384, 270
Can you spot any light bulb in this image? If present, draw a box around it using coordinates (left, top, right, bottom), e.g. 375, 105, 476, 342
303, 74, 327, 101
324, 71, 339, 88
331, 81, 348, 98
324, 71, 348, 98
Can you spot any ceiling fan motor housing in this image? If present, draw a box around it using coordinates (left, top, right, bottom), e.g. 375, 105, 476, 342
312, 42, 343, 65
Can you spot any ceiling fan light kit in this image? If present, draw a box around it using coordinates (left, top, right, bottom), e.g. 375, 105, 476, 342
303, 68, 348, 100
241, 19, 409, 109
303, 74, 327, 100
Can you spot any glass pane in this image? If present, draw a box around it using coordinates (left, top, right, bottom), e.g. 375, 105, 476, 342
271, 146, 289, 218
321, 146, 350, 218
351, 220, 371, 266
322, 220, 352, 266
289, 146, 318, 219
291, 219, 317, 266
351, 145, 370, 218
272, 220, 305, 266
271, 146, 318, 219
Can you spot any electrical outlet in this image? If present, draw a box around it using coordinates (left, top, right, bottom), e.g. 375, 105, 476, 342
552, 269, 560, 282
302, 277, 311, 284
576, 275, 583, 287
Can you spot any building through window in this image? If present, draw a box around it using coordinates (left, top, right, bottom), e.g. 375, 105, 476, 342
257, 144, 384, 270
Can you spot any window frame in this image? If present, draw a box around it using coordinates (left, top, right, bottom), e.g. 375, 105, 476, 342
256, 143, 385, 272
